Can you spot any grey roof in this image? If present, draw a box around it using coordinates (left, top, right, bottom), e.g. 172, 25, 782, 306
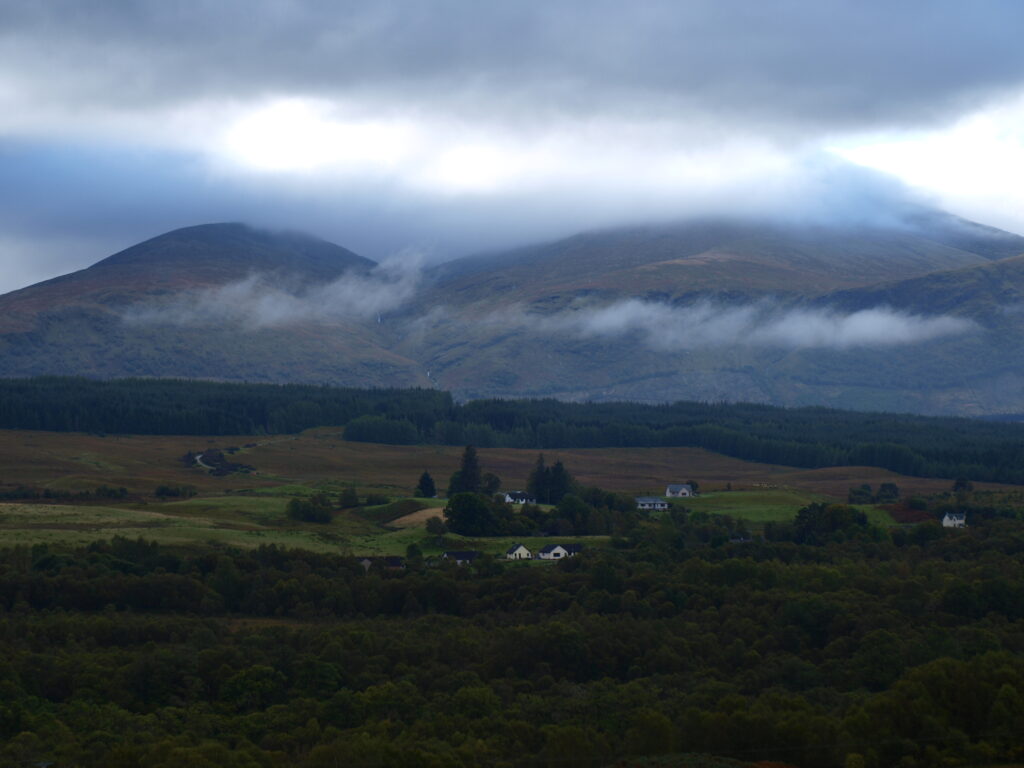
443, 550, 481, 560
636, 496, 667, 503
539, 543, 565, 554
506, 543, 529, 554
666, 484, 692, 491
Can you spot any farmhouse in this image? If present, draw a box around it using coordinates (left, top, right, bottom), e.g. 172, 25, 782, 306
665, 483, 694, 497
506, 543, 532, 560
942, 512, 967, 528
537, 543, 582, 560
537, 544, 569, 560
504, 491, 536, 504
636, 496, 669, 511
442, 550, 481, 565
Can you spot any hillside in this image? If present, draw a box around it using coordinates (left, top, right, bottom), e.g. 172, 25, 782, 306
397, 215, 1024, 412
2, 214, 1024, 413
0, 223, 428, 385
426, 217, 1011, 304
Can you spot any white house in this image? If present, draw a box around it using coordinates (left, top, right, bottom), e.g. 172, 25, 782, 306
636, 497, 669, 511
504, 491, 536, 504
942, 512, 967, 528
537, 544, 569, 560
665, 484, 694, 498
506, 543, 532, 560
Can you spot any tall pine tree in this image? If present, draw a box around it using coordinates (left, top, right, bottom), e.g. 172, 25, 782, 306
527, 454, 547, 502
416, 471, 436, 498
447, 445, 482, 496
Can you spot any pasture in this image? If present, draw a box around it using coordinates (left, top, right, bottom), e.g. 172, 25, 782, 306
0, 426, 980, 553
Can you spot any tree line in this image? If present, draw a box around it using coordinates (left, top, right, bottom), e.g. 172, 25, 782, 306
4, 376, 1024, 482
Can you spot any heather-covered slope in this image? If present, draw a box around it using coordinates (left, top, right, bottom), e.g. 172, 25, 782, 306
2, 214, 1024, 413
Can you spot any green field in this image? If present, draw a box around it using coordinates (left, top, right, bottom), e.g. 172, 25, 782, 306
669, 489, 896, 527
0, 426, 939, 555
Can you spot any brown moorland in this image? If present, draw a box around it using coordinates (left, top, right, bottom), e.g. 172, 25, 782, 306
0, 426, 1013, 499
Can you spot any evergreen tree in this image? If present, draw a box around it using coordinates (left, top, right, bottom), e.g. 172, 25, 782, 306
481, 472, 502, 495
547, 460, 572, 505
447, 445, 482, 496
416, 471, 436, 498
527, 454, 548, 502
444, 492, 497, 536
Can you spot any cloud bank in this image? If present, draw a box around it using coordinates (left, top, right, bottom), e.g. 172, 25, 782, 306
499, 299, 977, 351
124, 255, 421, 329
3, 1, 1024, 293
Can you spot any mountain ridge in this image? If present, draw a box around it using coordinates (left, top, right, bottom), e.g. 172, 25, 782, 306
2, 213, 1024, 415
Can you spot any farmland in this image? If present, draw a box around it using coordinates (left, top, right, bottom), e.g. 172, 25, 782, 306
0, 426, 987, 553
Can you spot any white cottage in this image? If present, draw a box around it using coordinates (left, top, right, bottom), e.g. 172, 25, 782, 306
537, 544, 569, 560
942, 512, 967, 528
504, 491, 536, 504
636, 497, 669, 511
506, 543, 532, 560
665, 484, 694, 497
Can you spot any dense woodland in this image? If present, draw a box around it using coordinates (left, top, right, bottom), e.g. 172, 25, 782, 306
1, 512, 1023, 767
4, 377, 1024, 482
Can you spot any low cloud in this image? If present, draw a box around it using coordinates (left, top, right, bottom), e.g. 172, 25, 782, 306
124, 254, 421, 328
499, 299, 977, 350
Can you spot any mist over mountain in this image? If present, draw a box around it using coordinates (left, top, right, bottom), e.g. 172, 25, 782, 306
1, 212, 1023, 415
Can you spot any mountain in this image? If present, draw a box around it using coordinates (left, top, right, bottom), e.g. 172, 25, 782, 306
427, 214, 1018, 303
0, 224, 427, 385
395, 214, 1024, 412
2, 214, 1024, 415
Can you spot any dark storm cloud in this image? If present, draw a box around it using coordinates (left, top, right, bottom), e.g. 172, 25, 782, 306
3, 1, 1024, 294
3, 0, 1024, 133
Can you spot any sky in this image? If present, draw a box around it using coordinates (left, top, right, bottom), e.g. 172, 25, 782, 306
2, 0, 1024, 294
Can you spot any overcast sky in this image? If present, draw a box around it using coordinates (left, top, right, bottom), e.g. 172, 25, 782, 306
2, 0, 1024, 293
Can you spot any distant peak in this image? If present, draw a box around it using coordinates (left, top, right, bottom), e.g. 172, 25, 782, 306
91, 222, 375, 273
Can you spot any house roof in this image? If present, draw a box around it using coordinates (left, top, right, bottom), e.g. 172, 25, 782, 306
944, 512, 966, 520
564, 543, 584, 554
539, 544, 566, 554
443, 550, 481, 560
666, 484, 692, 491
506, 543, 529, 554
635, 496, 666, 503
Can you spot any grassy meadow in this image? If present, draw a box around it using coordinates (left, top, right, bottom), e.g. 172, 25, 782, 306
0, 426, 986, 553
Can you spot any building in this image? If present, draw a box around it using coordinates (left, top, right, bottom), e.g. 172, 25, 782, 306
504, 491, 536, 504
506, 543, 532, 560
537, 544, 569, 560
942, 512, 967, 528
665, 483, 694, 497
636, 497, 669, 511
442, 550, 481, 565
